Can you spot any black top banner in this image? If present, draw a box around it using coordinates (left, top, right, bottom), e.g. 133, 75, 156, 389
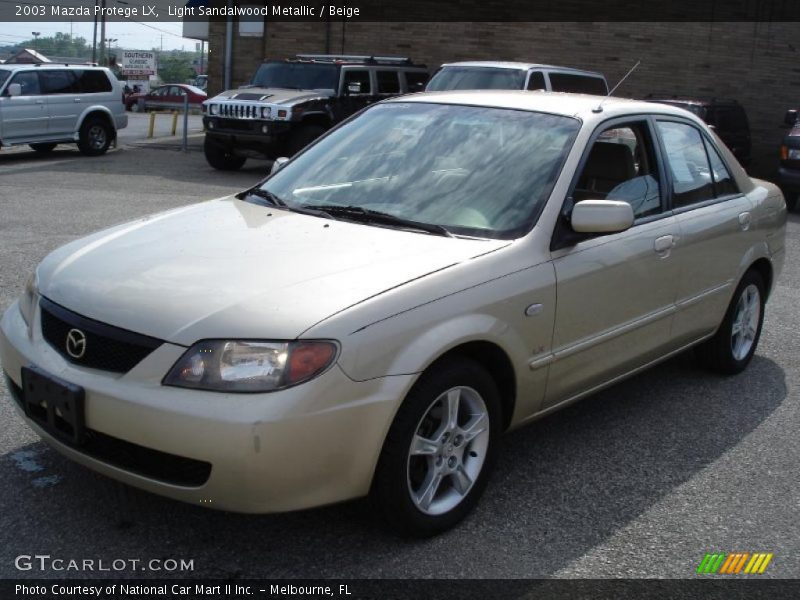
2, 0, 800, 23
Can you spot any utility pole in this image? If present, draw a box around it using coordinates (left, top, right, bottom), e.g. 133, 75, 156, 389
92, 0, 98, 62
31, 32, 40, 52
99, 0, 106, 66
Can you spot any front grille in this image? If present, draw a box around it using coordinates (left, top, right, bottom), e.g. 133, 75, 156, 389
217, 102, 263, 119
39, 296, 163, 374
3, 370, 211, 487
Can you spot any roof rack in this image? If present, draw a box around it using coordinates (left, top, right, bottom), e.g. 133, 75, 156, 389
294, 54, 414, 65
29, 61, 98, 67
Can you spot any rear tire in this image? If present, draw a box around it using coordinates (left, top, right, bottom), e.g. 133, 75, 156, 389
29, 143, 57, 153
696, 270, 765, 374
287, 124, 326, 156
372, 357, 502, 537
77, 118, 112, 156
204, 136, 246, 171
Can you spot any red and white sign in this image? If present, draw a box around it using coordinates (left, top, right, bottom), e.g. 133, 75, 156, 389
121, 51, 156, 76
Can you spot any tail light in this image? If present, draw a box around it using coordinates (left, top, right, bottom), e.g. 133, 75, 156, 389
780, 145, 788, 160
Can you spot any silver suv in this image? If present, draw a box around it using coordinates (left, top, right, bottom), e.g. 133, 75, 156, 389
0, 64, 127, 156
426, 61, 608, 94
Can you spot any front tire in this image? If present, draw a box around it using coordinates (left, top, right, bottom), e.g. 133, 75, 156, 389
696, 270, 765, 374
372, 357, 502, 537
77, 118, 112, 156
204, 136, 246, 171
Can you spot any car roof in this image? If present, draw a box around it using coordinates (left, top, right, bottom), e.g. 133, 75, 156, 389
389, 90, 703, 122
439, 61, 605, 78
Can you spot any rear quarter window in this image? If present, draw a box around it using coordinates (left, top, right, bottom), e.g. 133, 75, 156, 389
548, 73, 607, 95
73, 70, 113, 93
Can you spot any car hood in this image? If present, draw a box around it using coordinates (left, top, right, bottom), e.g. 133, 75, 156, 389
37, 198, 507, 346
211, 87, 334, 106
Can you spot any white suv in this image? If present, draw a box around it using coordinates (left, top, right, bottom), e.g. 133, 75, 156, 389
0, 64, 127, 156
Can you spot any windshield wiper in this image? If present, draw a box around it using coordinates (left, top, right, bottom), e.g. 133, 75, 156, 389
238, 188, 335, 219
303, 205, 453, 237
237, 187, 289, 207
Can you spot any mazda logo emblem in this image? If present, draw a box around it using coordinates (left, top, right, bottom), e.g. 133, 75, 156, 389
65, 329, 87, 359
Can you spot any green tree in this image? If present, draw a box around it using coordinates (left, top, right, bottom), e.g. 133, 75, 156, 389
19, 33, 91, 58
157, 55, 195, 84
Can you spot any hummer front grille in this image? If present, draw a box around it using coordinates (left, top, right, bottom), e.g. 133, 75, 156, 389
217, 103, 266, 119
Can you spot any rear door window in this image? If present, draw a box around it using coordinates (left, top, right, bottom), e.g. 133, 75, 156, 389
376, 71, 400, 94
403, 70, 429, 92
657, 121, 715, 208
703, 139, 739, 197
40, 70, 77, 94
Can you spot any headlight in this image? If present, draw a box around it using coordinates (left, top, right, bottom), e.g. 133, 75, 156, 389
260, 106, 271, 119
208, 104, 218, 116
163, 340, 338, 392
19, 272, 38, 327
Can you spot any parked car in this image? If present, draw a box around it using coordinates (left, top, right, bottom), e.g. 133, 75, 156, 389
126, 84, 206, 112
777, 109, 800, 212
0, 63, 127, 156
425, 61, 608, 94
201, 54, 429, 170
645, 96, 752, 166
0, 92, 786, 536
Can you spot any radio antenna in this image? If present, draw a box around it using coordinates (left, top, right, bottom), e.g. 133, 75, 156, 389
593, 60, 641, 113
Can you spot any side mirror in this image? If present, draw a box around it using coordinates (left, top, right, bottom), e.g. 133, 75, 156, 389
270, 156, 289, 174
6, 83, 21, 97
571, 199, 634, 234
784, 109, 798, 127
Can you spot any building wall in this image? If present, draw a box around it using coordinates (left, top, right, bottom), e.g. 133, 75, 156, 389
208, 20, 800, 176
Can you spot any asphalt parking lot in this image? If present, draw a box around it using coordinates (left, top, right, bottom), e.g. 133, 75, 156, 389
0, 139, 798, 581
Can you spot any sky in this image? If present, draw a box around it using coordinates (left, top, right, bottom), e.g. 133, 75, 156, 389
0, 21, 201, 52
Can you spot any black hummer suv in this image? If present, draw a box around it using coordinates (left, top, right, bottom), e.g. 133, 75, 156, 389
202, 54, 429, 170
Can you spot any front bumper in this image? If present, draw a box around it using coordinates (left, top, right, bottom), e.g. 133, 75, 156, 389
0, 301, 413, 513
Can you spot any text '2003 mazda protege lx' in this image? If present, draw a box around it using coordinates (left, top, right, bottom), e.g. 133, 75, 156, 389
0, 92, 787, 536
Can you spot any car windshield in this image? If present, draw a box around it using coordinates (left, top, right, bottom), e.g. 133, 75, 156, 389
251, 62, 338, 90
0, 69, 11, 88
260, 102, 580, 239
426, 67, 527, 91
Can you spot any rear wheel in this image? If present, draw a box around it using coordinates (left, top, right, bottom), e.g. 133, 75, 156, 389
372, 357, 501, 537
29, 143, 57, 153
77, 118, 112, 156
696, 270, 765, 374
204, 136, 246, 171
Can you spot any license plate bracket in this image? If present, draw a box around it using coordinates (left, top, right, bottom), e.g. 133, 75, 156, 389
20, 366, 86, 445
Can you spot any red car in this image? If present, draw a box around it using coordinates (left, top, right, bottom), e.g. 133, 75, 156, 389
125, 84, 207, 112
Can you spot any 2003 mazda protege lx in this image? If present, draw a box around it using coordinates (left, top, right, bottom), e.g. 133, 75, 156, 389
0, 92, 787, 536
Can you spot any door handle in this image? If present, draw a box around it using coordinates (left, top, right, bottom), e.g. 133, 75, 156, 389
654, 234, 675, 254
738, 212, 751, 231
73, 98, 82, 103
35, 100, 44, 105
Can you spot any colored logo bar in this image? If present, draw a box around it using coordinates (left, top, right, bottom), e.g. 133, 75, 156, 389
697, 552, 773, 574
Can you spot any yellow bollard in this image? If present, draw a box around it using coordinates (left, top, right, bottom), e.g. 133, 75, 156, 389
147, 112, 155, 139
171, 111, 178, 136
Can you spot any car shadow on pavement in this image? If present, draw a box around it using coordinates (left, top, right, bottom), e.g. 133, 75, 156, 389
0, 353, 786, 579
